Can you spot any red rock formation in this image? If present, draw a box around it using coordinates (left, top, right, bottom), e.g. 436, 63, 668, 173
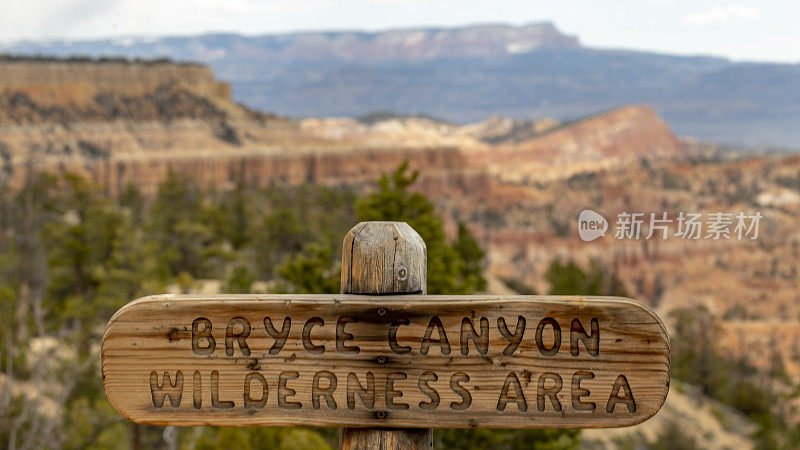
0, 60, 686, 203
0, 60, 229, 106
465, 105, 687, 184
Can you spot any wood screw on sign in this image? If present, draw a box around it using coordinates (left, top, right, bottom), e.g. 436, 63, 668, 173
339, 221, 432, 450
101, 221, 670, 450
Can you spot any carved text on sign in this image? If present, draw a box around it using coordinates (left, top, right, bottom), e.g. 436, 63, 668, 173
102, 295, 669, 428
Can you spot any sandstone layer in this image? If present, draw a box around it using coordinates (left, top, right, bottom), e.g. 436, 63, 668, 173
0, 60, 685, 199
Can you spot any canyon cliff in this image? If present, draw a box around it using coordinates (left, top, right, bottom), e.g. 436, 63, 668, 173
0, 58, 685, 199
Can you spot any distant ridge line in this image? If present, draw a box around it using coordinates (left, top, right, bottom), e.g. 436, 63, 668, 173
0, 54, 200, 66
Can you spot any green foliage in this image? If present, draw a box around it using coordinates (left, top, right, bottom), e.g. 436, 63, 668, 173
185, 426, 336, 450
435, 429, 579, 450
669, 305, 735, 400
500, 278, 536, 295
750, 412, 800, 450
356, 162, 486, 294
220, 181, 252, 250
278, 429, 335, 450
454, 223, 487, 292
278, 243, 340, 294
223, 265, 256, 294
668, 304, 800, 449
647, 419, 701, 450
249, 184, 356, 279
148, 171, 231, 280
119, 182, 144, 225
545, 259, 628, 296
63, 396, 132, 450
42, 174, 149, 327
191, 427, 279, 450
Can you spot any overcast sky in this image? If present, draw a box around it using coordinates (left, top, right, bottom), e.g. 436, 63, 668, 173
1, 0, 798, 63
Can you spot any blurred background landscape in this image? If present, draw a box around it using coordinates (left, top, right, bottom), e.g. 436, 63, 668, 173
2, 1, 800, 449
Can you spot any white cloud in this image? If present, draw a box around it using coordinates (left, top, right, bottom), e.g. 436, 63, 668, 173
683, 5, 760, 26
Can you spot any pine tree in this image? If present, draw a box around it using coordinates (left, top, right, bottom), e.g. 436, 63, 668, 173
355, 162, 486, 294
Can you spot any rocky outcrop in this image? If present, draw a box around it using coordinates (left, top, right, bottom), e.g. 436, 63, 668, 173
0, 60, 229, 106
89, 144, 472, 198
0, 60, 687, 199
465, 105, 687, 183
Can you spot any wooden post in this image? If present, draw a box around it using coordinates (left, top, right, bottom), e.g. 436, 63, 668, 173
339, 221, 432, 450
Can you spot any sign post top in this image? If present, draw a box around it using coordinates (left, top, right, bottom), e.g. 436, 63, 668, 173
341, 221, 427, 295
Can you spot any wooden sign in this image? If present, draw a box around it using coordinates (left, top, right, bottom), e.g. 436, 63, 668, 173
102, 294, 669, 429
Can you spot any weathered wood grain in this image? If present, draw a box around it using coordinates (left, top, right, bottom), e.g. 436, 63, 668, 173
341, 221, 427, 296
101, 294, 670, 428
340, 221, 431, 448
